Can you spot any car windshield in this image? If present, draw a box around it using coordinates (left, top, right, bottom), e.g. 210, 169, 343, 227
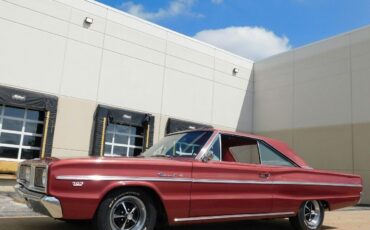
141, 131, 213, 158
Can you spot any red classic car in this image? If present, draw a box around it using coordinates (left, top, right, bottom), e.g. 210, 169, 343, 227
16, 129, 362, 230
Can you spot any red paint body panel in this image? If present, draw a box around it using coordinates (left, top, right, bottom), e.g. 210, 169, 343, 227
24, 129, 362, 225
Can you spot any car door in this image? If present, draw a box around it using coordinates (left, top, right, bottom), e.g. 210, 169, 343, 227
190, 133, 274, 217
256, 140, 303, 213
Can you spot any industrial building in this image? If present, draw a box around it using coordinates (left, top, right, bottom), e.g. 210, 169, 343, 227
0, 0, 369, 204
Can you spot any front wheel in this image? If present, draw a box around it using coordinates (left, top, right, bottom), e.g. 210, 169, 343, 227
290, 200, 325, 230
94, 189, 157, 230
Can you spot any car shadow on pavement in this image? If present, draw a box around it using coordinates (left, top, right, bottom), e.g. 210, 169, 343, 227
0, 217, 338, 230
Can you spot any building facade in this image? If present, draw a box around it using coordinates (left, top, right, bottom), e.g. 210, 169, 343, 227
0, 0, 253, 171
0, 0, 369, 204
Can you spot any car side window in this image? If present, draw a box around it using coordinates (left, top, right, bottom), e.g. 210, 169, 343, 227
258, 141, 294, 167
220, 134, 260, 164
208, 135, 221, 161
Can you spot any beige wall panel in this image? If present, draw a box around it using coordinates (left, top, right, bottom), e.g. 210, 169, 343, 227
352, 69, 370, 124
350, 26, 370, 57
212, 124, 235, 132
323, 35, 350, 61
98, 51, 164, 113
354, 170, 370, 204
294, 74, 351, 128
60, 40, 102, 100
105, 21, 166, 52
52, 148, 89, 158
254, 52, 293, 79
294, 58, 350, 84
256, 130, 294, 147
157, 115, 170, 141
0, 0, 69, 37
353, 123, 370, 171
254, 70, 293, 92
351, 52, 370, 72
253, 85, 293, 132
166, 55, 214, 81
0, 19, 65, 94
293, 125, 353, 171
162, 69, 213, 124
104, 35, 165, 66
151, 113, 162, 144
52, 97, 97, 156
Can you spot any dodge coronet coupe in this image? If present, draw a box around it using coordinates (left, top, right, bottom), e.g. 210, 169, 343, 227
16, 129, 363, 230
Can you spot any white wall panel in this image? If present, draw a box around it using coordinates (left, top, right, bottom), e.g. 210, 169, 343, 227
69, 8, 106, 33
7, 0, 71, 21
60, 40, 102, 100
162, 69, 213, 124
165, 55, 214, 80
0, 0, 69, 37
212, 84, 247, 129
104, 35, 165, 66
0, 19, 65, 93
98, 51, 164, 113
106, 21, 166, 52
166, 41, 215, 68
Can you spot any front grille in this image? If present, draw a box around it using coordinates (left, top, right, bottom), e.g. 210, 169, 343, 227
34, 167, 45, 188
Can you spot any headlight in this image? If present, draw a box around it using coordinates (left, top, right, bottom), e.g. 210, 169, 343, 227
42, 169, 47, 187
24, 166, 31, 182
34, 167, 47, 188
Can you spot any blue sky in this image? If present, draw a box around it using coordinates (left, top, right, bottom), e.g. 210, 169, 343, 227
97, 0, 370, 60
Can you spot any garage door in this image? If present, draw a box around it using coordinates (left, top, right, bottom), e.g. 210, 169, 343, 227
0, 105, 44, 160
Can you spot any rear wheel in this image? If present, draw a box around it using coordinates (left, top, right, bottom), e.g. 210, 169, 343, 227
94, 189, 157, 230
290, 200, 324, 230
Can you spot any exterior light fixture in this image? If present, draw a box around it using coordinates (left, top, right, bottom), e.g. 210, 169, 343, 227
84, 17, 94, 25
232, 67, 239, 75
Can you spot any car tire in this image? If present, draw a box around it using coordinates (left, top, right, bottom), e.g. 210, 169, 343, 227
93, 188, 157, 230
290, 200, 324, 230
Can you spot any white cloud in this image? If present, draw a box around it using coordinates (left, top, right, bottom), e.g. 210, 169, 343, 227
118, 0, 202, 21
194, 26, 291, 61
211, 0, 223, 5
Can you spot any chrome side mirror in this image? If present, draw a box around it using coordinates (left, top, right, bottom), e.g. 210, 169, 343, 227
202, 151, 214, 163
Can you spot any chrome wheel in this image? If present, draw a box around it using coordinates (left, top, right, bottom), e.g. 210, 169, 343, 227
303, 200, 321, 229
109, 195, 147, 230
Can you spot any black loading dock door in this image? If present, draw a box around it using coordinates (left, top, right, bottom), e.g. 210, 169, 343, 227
165, 118, 213, 135
91, 105, 154, 157
0, 85, 58, 160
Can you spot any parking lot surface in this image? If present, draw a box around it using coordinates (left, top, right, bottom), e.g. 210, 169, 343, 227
0, 208, 369, 230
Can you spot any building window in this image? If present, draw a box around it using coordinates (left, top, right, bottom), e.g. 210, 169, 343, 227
0, 105, 44, 160
104, 123, 144, 157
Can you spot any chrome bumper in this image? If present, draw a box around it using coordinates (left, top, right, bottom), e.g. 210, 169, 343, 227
15, 184, 63, 218
358, 192, 364, 204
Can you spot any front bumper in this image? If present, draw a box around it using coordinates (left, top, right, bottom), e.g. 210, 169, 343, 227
15, 184, 63, 218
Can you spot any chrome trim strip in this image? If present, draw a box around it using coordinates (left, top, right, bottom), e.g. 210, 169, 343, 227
174, 211, 296, 222
56, 175, 192, 183
55, 175, 362, 188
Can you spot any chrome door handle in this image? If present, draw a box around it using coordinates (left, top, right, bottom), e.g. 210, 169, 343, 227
259, 173, 270, 179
